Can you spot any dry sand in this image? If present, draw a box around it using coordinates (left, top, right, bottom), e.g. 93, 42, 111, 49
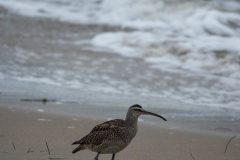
0, 106, 239, 160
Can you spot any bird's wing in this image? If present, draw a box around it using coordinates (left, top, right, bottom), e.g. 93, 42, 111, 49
91, 119, 126, 132
72, 119, 126, 146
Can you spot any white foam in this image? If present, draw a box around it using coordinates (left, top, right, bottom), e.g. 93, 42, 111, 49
92, 31, 240, 75
0, 0, 237, 29
0, 0, 54, 18
92, 32, 159, 57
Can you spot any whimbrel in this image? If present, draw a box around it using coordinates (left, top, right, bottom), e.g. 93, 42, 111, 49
72, 104, 167, 160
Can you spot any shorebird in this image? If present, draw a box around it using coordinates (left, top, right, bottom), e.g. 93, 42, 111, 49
72, 104, 167, 160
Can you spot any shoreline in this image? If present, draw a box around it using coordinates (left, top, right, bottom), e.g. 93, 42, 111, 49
1, 97, 240, 136
0, 106, 240, 160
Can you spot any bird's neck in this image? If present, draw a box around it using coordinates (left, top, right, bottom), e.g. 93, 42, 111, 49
125, 112, 139, 128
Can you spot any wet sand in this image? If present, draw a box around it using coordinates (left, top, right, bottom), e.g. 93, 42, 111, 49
0, 106, 239, 160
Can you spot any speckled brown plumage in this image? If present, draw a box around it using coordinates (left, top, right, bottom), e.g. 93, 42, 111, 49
72, 104, 167, 160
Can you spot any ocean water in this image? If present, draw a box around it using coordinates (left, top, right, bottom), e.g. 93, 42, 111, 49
0, 0, 240, 132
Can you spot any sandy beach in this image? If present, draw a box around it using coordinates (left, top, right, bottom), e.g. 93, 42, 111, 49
0, 106, 239, 160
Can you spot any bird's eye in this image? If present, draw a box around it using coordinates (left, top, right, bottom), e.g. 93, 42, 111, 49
134, 109, 142, 112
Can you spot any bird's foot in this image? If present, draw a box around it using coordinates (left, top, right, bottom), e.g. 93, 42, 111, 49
94, 152, 100, 160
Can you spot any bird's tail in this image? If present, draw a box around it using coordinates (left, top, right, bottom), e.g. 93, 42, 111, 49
72, 145, 85, 154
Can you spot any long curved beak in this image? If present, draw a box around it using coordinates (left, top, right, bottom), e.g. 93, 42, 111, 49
142, 110, 167, 121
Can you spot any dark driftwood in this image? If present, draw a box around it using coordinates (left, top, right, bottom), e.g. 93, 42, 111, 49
224, 135, 237, 153
26, 148, 34, 153
20, 98, 56, 104
45, 141, 51, 155
189, 149, 196, 160
11, 142, 16, 151
48, 158, 64, 160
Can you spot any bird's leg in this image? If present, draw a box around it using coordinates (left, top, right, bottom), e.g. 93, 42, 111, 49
111, 153, 116, 160
95, 152, 100, 160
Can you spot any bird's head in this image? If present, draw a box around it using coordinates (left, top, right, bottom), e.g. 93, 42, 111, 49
128, 104, 167, 121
